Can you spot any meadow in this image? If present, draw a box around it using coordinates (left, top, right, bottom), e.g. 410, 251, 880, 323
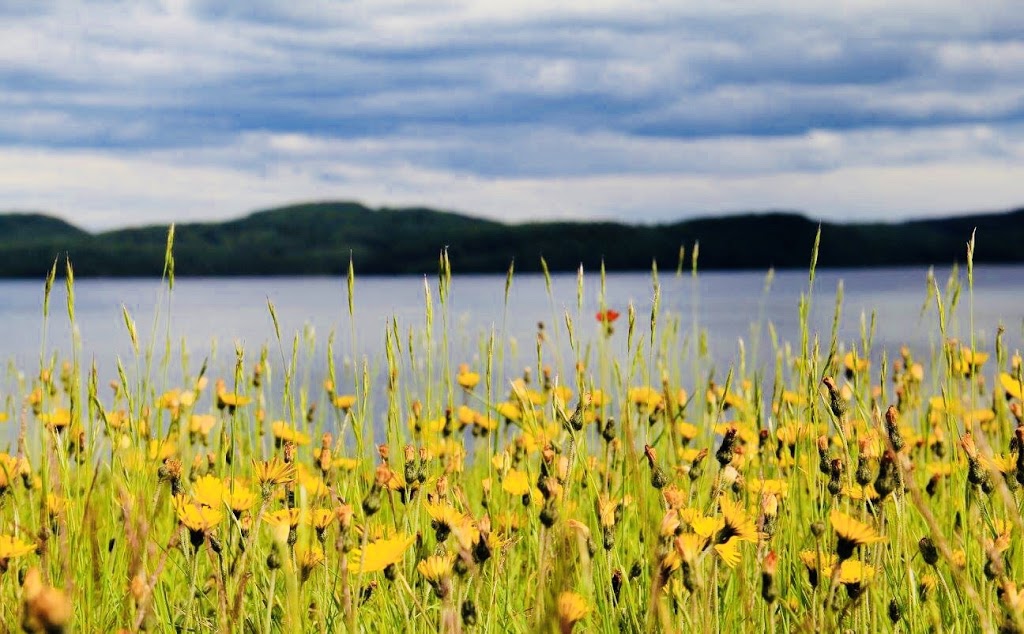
2, 228, 1023, 633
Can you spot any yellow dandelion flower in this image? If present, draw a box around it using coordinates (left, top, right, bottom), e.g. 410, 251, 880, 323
953, 348, 988, 376
224, 481, 256, 513
417, 553, 456, 582
297, 544, 325, 579
348, 534, 415, 574
830, 509, 885, 559
628, 386, 662, 410
189, 414, 217, 437
675, 421, 698, 441
837, 559, 875, 585
675, 533, 706, 561
263, 508, 303, 528
689, 516, 723, 540
843, 351, 869, 374
215, 382, 252, 410
502, 469, 531, 496
271, 421, 311, 446
253, 457, 296, 487
0, 453, 29, 490
781, 390, 807, 406
39, 408, 71, 429
456, 364, 481, 390
747, 478, 789, 498
301, 508, 333, 531
174, 496, 223, 532
557, 591, 590, 631
718, 497, 759, 543
495, 401, 522, 423
147, 438, 178, 461
333, 457, 359, 471
192, 475, 225, 509
0, 534, 37, 560
552, 385, 574, 407
1001, 373, 1024, 400
332, 394, 357, 411
714, 537, 742, 568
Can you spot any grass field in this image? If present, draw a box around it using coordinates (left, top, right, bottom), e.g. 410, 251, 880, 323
2, 229, 1024, 633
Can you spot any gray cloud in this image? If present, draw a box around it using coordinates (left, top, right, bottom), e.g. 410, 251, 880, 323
1, 0, 1023, 227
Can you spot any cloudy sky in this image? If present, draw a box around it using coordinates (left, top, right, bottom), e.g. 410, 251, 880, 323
2, 0, 1024, 230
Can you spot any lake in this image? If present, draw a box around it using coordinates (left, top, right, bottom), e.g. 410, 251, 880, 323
1, 265, 1022, 418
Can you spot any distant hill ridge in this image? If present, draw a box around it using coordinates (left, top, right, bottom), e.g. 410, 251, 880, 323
0, 201, 1022, 277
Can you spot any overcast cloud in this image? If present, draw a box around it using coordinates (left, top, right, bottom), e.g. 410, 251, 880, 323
1, 0, 1023, 230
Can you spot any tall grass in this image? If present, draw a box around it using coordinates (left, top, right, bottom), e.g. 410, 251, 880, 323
1, 228, 1023, 633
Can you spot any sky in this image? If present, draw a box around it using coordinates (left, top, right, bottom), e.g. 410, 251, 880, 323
2, 0, 1024, 231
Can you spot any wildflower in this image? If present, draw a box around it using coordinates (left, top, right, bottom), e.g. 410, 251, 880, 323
348, 534, 415, 574
596, 309, 620, 335
147, 438, 178, 461
417, 553, 455, 598
426, 502, 468, 543
456, 364, 481, 391
253, 457, 296, 489
747, 478, 789, 498
830, 509, 885, 560
20, 567, 72, 634
188, 414, 217, 443
214, 379, 251, 411
714, 537, 742, 568
556, 591, 590, 633
175, 496, 223, 548
263, 508, 303, 533
307, 508, 335, 531
0, 453, 29, 492
502, 469, 531, 497
271, 421, 311, 446
224, 481, 256, 514
0, 534, 37, 572
717, 497, 759, 544
333, 394, 357, 411
953, 348, 988, 377
843, 351, 869, 378
297, 545, 325, 582
1001, 372, 1024, 400
39, 408, 71, 431
919, 574, 937, 601
596, 309, 620, 324
799, 550, 836, 587
838, 560, 875, 598
192, 474, 225, 509
629, 386, 662, 411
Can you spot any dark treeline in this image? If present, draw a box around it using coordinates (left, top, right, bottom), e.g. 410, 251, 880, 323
1, 202, 1022, 277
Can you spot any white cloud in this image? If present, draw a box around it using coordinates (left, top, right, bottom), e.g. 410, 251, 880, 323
2, 121, 1022, 230
0, 0, 1023, 226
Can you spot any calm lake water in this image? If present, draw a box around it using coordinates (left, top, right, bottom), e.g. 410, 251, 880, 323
1, 266, 1022, 410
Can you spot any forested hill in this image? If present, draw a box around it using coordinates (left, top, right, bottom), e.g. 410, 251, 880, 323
0, 202, 1021, 277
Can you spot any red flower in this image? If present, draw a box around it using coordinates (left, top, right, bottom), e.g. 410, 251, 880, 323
596, 309, 621, 324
